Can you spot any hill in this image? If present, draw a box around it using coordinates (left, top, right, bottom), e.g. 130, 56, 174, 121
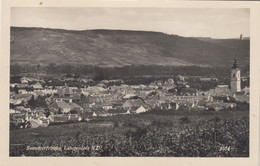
10, 27, 250, 67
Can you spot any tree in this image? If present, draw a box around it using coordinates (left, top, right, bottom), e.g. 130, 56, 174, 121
70, 109, 78, 114
44, 108, 51, 117
58, 108, 63, 114
34, 96, 47, 108
27, 95, 36, 108
179, 116, 190, 125
12, 85, 19, 94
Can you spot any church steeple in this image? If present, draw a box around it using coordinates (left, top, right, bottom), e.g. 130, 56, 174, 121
230, 58, 241, 93
232, 58, 239, 69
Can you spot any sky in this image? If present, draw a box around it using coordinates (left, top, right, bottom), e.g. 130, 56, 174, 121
11, 7, 250, 38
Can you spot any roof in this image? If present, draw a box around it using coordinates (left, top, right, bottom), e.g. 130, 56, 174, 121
11, 113, 26, 119
122, 99, 147, 108
64, 87, 74, 95
217, 85, 229, 88
131, 106, 141, 111
68, 114, 81, 121
197, 99, 207, 106
108, 108, 127, 114
123, 94, 137, 99
235, 91, 246, 95
13, 94, 32, 100
34, 91, 44, 96
53, 115, 69, 122
235, 95, 249, 103
10, 99, 22, 105
87, 86, 106, 93
16, 106, 31, 112
206, 102, 225, 108
69, 102, 82, 109
178, 88, 197, 95
32, 83, 43, 89
49, 101, 71, 110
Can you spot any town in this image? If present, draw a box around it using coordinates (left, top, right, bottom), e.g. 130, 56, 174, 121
9, 59, 249, 129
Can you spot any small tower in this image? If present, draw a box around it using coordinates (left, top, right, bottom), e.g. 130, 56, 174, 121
240, 34, 243, 40
230, 59, 241, 93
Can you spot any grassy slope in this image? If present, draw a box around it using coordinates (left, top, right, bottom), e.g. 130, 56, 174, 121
11, 27, 249, 67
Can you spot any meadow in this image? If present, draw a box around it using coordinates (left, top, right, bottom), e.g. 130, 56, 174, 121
10, 109, 249, 157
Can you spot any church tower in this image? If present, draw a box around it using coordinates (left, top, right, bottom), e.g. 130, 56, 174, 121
230, 59, 241, 93
240, 34, 243, 40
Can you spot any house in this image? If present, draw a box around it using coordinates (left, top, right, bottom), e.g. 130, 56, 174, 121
12, 94, 33, 102
18, 89, 28, 94
200, 77, 218, 81
87, 86, 106, 94
123, 93, 137, 99
16, 106, 31, 113
102, 103, 114, 110
48, 101, 72, 113
68, 101, 83, 112
145, 99, 160, 109
20, 77, 29, 84
214, 85, 231, 96
122, 99, 147, 110
131, 106, 147, 114
223, 103, 237, 108
64, 86, 75, 98
10, 113, 27, 126
92, 107, 110, 117
160, 102, 179, 110
32, 108, 46, 118
10, 109, 20, 114
31, 83, 43, 90
48, 114, 81, 123
28, 118, 48, 128
107, 108, 129, 115
34, 91, 45, 98
15, 83, 29, 89
206, 102, 225, 111
162, 79, 176, 90
54, 85, 76, 98
10, 99, 22, 105
212, 96, 236, 103
196, 99, 207, 107
52, 115, 70, 123
68, 114, 82, 121
177, 88, 198, 96
234, 93, 249, 103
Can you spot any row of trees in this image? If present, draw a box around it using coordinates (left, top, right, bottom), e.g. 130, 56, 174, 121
11, 63, 245, 79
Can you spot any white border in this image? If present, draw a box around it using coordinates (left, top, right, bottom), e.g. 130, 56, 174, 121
1, 1, 259, 166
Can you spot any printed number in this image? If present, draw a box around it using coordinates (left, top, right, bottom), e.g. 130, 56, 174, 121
220, 146, 230, 151
92, 145, 100, 151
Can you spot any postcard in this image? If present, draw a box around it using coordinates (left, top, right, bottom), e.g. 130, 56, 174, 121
1, 0, 259, 166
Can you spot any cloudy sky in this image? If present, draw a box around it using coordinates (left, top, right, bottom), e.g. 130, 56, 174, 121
11, 7, 250, 38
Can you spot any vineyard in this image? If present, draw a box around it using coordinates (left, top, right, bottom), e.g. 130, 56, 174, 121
10, 110, 249, 157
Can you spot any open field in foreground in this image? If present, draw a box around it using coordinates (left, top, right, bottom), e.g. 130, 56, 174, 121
10, 110, 249, 157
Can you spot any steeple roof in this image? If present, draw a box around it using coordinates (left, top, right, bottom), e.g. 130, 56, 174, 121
232, 58, 239, 69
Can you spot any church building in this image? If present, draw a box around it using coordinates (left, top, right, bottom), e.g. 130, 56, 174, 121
230, 59, 241, 93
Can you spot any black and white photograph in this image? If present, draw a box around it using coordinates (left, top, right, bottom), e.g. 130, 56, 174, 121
8, 7, 251, 157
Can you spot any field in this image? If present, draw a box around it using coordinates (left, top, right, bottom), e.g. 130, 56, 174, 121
10, 110, 249, 157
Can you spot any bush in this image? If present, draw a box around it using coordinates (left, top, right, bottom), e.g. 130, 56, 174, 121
179, 116, 190, 125
114, 121, 119, 128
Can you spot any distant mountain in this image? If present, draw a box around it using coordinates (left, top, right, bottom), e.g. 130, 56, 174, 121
10, 27, 250, 67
